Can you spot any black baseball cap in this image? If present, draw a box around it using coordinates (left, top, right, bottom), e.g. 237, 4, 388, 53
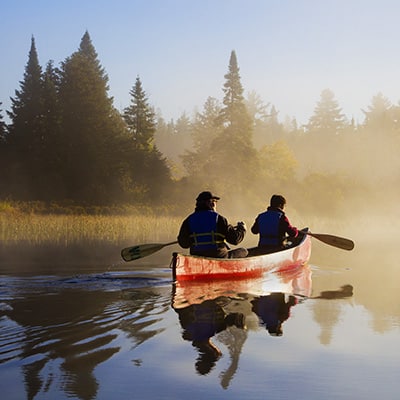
196, 191, 220, 201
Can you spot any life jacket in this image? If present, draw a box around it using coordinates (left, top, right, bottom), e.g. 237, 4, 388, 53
188, 210, 225, 251
257, 210, 284, 246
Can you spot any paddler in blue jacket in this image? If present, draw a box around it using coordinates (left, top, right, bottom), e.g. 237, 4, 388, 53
250, 194, 299, 255
177, 191, 248, 258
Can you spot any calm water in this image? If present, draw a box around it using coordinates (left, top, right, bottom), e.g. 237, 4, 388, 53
1, 238, 399, 400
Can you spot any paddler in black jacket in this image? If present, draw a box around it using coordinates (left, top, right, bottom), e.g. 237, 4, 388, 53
177, 191, 248, 258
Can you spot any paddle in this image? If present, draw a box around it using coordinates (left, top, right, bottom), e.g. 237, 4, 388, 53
307, 232, 354, 251
120, 231, 354, 262
121, 241, 178, 262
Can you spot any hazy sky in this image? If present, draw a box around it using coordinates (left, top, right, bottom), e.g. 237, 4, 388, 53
2, 0, 400, 125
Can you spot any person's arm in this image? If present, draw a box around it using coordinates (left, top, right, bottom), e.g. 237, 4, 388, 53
177, 218, 192, 248
281, 215, 298, 238
251, 217, 259, 235
218, 215, 246, 245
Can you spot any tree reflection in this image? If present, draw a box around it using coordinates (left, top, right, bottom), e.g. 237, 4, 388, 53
2, 283, 169, 399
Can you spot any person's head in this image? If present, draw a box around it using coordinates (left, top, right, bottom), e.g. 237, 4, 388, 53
270, 194, 286, 209
195, 191, 220, 211
193, 339, 222, 375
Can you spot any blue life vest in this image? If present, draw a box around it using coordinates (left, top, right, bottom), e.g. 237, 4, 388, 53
188, 211, 225, 251
257, 210, 283, 246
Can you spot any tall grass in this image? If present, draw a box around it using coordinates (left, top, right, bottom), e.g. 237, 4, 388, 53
0, 209, 184, 266
0, 213, 182, 246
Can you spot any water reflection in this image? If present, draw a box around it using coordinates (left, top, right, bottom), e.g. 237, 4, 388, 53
173, 296, 245, 375
0, 262, 363, 398
4, 240, 400, 399
313, 284, 354, 299
0, 275, 170, 399
310, 283, 354, 345
251, 293, 298, 336
2, 289, 119, 399
171, 264, 313, 382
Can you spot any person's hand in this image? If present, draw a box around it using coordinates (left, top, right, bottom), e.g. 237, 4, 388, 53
237, 221, 247, 232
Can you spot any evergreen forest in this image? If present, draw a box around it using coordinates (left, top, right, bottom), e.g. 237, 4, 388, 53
1, 31, 399, 216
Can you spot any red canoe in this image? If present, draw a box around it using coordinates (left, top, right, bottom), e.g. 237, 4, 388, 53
171, 228, 311, 281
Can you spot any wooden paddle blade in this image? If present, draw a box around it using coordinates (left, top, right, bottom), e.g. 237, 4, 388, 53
307, 232, 354, 251
121, 241, 178, 262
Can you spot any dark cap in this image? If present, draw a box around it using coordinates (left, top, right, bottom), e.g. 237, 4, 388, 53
196, 191, 220, 202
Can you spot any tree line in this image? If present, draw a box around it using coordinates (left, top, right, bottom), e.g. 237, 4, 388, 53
1, 31, 399, 215
0, 32, 171, 206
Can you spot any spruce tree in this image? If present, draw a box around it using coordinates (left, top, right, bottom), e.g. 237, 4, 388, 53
58, 31, 128, 203
307, 89, 347, 135
123, 76, 172, 201
179, 51, 259, 203
6, 36, 45, 199
181, 97, 223, 179
123, 76, 156, 151
210, 50, 258, 196
191, 97, 222, 151
362, 92, 394, 134
219, 50, 252, 135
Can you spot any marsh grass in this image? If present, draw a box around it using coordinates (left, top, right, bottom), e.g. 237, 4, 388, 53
0, 213, 181, 245
0, 211, 182, 266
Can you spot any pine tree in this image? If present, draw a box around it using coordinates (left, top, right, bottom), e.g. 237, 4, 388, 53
362, 92, 394, 134
210, 50, 258, 196
58, 31, 128, 203
6, 36, 45, 199
307, 89, 347, 135
180, 51, 259, 202
123, 76, 172, 201
123, 76, 156, 151
219, 50, 252, 135
246, 91, 285, 148
181, 97, 222, 179
191, 96, 222, 151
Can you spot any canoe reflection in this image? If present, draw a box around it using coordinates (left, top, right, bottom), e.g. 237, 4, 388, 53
172, 264, 312, 378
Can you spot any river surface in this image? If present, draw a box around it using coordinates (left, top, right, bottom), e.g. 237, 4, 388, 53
0, 238, 399, 400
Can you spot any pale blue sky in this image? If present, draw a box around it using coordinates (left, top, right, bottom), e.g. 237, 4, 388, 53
1, 0, 400, 125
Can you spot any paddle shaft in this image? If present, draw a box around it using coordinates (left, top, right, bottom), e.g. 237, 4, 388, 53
307, 231, 354, 251
121, 240, 178, 262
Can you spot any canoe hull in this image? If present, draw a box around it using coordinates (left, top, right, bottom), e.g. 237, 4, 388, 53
172, 228, 311, 281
